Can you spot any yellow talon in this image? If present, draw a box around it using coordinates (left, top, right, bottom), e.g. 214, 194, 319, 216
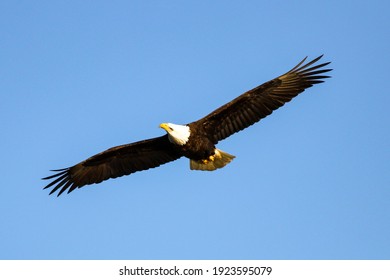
201, 155, 216, 164
189, 148, 235, 171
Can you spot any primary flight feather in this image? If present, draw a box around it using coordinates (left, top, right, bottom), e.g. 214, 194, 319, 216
43, 55, 332, 196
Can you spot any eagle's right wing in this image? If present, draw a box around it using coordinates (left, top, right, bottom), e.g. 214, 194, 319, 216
196, 55, 332, 143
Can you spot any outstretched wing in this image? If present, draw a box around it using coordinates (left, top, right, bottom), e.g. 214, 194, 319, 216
195, 55, 332, 143
43, 135, 181, 196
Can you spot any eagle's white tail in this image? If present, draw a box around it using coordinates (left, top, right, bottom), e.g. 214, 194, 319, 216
190, 148, 235, 171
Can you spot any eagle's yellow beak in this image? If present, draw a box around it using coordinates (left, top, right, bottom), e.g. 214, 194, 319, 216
159, 123, 170, 132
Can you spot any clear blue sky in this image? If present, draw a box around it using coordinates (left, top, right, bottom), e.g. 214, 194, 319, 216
1, 0, 389, 259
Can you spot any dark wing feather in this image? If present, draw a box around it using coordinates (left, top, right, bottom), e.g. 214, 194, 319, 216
195, 55, 332, 143
43, 135, 181, 196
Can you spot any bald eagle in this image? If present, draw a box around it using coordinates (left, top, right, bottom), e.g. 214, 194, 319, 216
43, 55, 331, 196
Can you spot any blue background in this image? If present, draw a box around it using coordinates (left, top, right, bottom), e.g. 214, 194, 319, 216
1, 0, 389, 259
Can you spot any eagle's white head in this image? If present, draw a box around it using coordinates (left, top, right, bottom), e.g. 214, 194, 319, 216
159, 123, 190, 146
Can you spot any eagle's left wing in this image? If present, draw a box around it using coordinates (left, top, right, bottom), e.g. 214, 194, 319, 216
43, 135, 181, 196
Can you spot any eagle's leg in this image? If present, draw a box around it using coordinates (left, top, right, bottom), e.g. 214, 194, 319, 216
191, 148, 235, 171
